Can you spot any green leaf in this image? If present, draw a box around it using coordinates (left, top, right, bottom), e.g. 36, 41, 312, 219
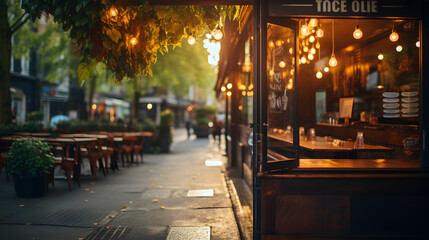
78, 62, 94, 87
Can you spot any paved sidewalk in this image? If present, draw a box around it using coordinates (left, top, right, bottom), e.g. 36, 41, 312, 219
0, 129, 240, 240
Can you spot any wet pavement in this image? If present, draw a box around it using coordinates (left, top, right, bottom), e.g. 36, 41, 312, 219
0, 129, 240, 240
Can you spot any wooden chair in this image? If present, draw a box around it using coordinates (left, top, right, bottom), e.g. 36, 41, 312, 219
49, 139, 80, 190
133, 135, 145, 164
101, 137, 114, 174
79, 138, 106, 177
121, 136, 136, 167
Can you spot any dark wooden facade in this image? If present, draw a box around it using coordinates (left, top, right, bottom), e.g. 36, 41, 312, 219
215, 0, 429, 239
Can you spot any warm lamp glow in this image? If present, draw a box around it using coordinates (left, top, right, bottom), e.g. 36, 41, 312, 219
147, 103, 153, 110
310, 48, 316, 54
309, 36, 315, 43
389, 31, 399, 42
287, 83, 293, 90
301, 25, 310, 36
226, 91, 232, 96
396, 45, 403, 52
416, 40, 420, 48
316, 28, 324, 38
221, 86, 226, 92
308, 54, 314, 60
110, 6, 118, 17
289, 48, 293, 54
353, 27, 363, 39
329, 54, 337, 67
276, 40, 282, 46
316, 71, 323, 79
303, 46, 309, 52
92, 104, 97, 110
324, 67, 329, 72
226, 83, 233, 89
279, 61, 286, 68
130, 37, 138, 46
269, 41, 275, 48
315, 42, 320, 49
309, 18, 318, 27
300, 56, 307, 64
242, 91, 247, 96
187, 36, 196, 45
378, 52, 384, 60
213, 29, 223, 40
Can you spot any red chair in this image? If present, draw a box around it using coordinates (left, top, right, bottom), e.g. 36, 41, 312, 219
121, 136, 136, 167
49, 139, 80, 190
79, 138, 105, 177
133, 135, 145, 164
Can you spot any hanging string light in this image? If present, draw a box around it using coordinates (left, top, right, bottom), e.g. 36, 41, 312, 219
130, 37, 138, 46
187, 35, 196, 45
316, 44, 323, 79
109, 6, 118, 17
389, 21, 399, 42
353, 19, 363, 39
378, 51, 384, 60
329, 20, 338, 67
396, 44, 403, 52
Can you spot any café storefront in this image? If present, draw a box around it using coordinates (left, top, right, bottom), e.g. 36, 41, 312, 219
216, 0, 429, 239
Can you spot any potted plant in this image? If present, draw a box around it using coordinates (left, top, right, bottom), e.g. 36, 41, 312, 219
193, 106, 216, 138
6, 138, 54, 198
158, 109, 174, 153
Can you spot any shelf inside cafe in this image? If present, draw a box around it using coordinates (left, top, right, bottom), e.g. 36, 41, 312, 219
267, 18, 420, 164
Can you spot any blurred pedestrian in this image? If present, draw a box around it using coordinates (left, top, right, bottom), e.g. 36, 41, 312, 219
212, 118, 222, 142
186, 119, 192, 139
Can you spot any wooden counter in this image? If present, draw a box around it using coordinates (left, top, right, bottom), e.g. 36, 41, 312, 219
259, 159, 429, 239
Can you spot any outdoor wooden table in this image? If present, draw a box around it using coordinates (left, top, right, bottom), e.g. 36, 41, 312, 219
16, 132, 51, 137
268, 133, 394, 159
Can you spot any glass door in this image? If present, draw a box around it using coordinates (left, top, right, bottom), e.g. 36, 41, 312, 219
261, 19, 299, 172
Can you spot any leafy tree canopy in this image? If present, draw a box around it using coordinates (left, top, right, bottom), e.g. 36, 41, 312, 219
22, 0, 240, 85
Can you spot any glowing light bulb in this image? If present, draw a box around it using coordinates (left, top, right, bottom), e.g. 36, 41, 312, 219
147, 103, 153, 110
242, 91, 246, 96
316, 28, 324, 38
389, 31, 399, 42
227, 91, 232, 96
309, 18, 318, 27
227, 83, 233, 89
378, 52, 384, 60
353, 27, 363, 39
213, 29, 223, 40
303, 46, 309, 52
324, 67, 329, 72
187, 36, 196, 45
396, 45, 403, 52
329, 54, 337, 67
279, 61, 286, 68
301, 25, 310, 36
110, 6, 118, 17
269, 41, 275, 48
276, 40, 282, 46
315, 42, 320, 49
301, 56, 307, 64
289, 78, 293, 83
92, 104, 97, 110
416, 40, 420, 48
287, 83, 293, 89
289, 48, 293, 54
308, 54, 314, 60
316, 71, 323, 79
310, 48, 316, 54
309, 36, 315, 43
130, 37, 138, 46
221, 86, 226, 92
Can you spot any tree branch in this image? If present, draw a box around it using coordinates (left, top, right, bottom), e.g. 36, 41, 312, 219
11, 14, 31, 34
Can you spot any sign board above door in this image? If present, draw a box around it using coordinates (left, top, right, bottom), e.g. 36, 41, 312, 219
269, 0, 420, 18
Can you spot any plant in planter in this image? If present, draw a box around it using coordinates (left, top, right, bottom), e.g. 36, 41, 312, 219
6, 138, 54, 198
158, 110, 174, 153
193, 106, 216, 138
